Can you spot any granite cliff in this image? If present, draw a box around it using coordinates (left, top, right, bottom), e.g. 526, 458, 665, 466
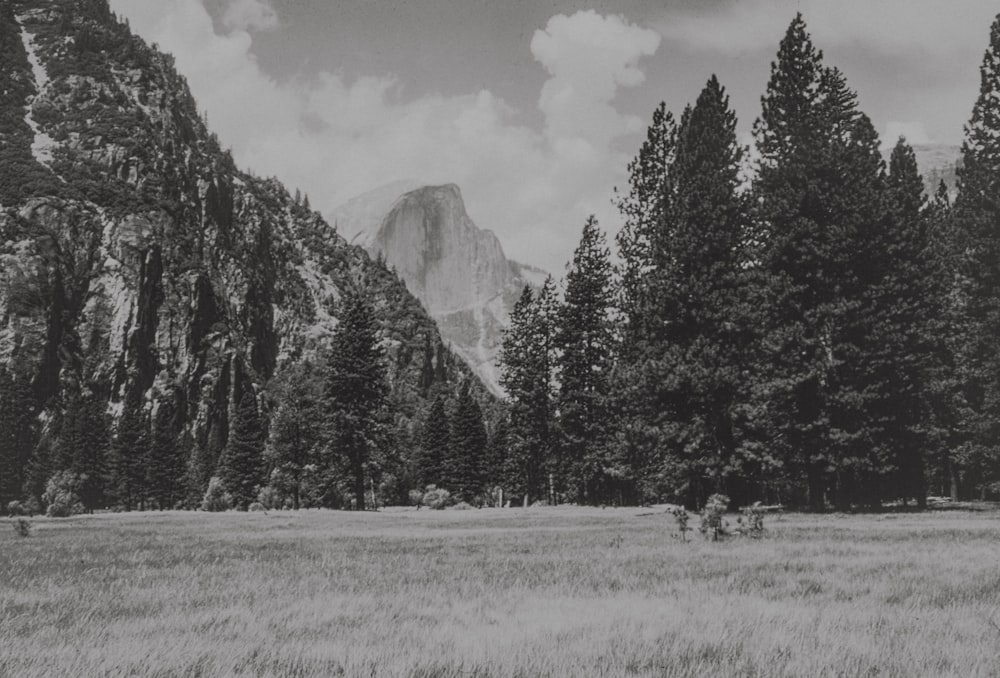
334, 184, 547, 395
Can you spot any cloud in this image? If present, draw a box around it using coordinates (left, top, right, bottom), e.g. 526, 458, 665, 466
108, 2, 660, 273
221, 0, 278, 32
655, 0, 998, 57
531, 11, 660, 148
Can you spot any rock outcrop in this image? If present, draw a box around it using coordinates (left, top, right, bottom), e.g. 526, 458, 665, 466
334, 184, 547, 395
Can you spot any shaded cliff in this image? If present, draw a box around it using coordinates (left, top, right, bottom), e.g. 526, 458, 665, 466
0, 0, 477, 483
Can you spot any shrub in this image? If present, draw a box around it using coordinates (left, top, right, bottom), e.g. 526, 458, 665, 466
669, 506, 691, 542
408, 489, 424, 509
13, 518, 31, 538
422, 485, 452, 510
42, 471, 86, 518
738, 502, 765, 538
449, 501, 473, 511
699, 493, 730, 542
200, 477, 233, 512
256, 484, 283, 510
248, 502, 265, 512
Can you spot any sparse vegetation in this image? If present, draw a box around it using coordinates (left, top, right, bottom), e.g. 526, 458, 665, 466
1, 507, 998, 677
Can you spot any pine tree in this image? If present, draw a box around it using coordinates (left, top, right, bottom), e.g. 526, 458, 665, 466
445, 380, 487, 503
61, 393, 111, 512
417, 395, 449, 489
110, 393, 148, 510
0, 369, 34, 509
952, 13, 1000, 498
187, 424, 223, 506
218, 390, 265, 510
613, 103, 676, 349
753, 15, 888, 509
485, 414, 510, 498
267, 362, 325, 510
498, 279, 557, 505
557, 216, 615, 503
147, 400, 185, 510
325, 287, 388, 511
638, 76, 758, 508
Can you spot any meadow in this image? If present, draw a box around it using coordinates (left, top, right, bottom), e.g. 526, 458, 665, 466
1, 506, 999, 677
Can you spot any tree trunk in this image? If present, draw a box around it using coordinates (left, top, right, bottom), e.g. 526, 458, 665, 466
948, 459, 960, 502
353, 454, 366, 511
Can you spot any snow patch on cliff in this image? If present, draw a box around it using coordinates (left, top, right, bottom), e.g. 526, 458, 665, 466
18, 26, 57, 168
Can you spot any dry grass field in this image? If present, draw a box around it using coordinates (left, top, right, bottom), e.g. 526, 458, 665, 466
2, 506, 999, 677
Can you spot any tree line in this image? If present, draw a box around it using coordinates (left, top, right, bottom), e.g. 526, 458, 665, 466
496, 13, 1000, 510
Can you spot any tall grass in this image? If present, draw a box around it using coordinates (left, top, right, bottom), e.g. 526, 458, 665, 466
2, 507, 999, 677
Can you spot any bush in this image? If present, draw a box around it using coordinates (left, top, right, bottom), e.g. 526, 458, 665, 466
200, 477, 233, 512
248, 502, 265, 512
408, 489, 424, 509
738, 502, 765, 538
422, 485, 452, 510
256, 484, 283, 510
669, 506, 691, 542
699, 493, 729, 541
42, 471, 86, 518
13, 518, 31, 538
449, 501, 474, 510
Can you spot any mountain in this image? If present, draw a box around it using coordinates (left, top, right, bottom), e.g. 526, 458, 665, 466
881, 143, 962, 194
0, 0, 485, 505
332, 183, 546, 395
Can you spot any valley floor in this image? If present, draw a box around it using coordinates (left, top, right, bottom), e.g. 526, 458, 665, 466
1, 507, 999, 677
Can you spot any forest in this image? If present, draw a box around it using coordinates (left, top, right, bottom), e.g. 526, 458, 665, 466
3, 8, 1000, 515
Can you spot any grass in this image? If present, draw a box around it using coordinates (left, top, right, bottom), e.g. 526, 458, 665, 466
1, 507, 999, 677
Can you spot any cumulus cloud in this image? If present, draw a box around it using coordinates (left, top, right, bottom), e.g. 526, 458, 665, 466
222, 0, 278, 32
655, 0, 997, 57
107, 2, 658, 273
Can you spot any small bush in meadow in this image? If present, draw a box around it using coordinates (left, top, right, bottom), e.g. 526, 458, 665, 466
256, 484, 283, 510
422, 485, 452, 510
248, 502, 265, 512
699, 493, 729, 541
201, 477, 233, 512
408, 489, 424, 509
13, 518, 31, 538
42, 471, 86, 517
449, 501, 474, 510
738, 502, 765, 538
669, 507, 691, 541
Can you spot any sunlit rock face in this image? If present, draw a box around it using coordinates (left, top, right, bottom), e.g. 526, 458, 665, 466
336, 183, 547, 396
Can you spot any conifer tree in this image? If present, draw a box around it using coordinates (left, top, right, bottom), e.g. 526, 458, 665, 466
614, 103, 676, 349
325, 287, 388, 510
267, 362, 325, 510
753, 15, 888, 509
417, 395, 449, 488
218, 390, 265, 510
641, 76, 758, 508
445, 380, 487, 503
147, 400, 185, 510
557, 216, 615, 503
498, 279, 558, 504
110, 393, 148, 510
0, 369, 34, 509
485, 414, 509, 496
61, 393, 111, 512
952, 13, 1000, 498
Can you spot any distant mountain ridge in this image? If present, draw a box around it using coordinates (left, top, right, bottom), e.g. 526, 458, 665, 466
333, 184, 546, 395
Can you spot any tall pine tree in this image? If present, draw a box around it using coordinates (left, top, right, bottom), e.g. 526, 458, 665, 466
557, 216, 615, 503
218, 390, 265, 510
445, 380, 487, 503
417, 395, 449, 489
952, 13, 1000, 498
325, 286, 388, 511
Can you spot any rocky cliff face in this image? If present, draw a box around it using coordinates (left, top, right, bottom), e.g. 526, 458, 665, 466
334, 184, 546, 395
0, 0, 474, 461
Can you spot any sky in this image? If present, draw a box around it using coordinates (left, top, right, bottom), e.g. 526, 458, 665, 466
109, 0, 999, 273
